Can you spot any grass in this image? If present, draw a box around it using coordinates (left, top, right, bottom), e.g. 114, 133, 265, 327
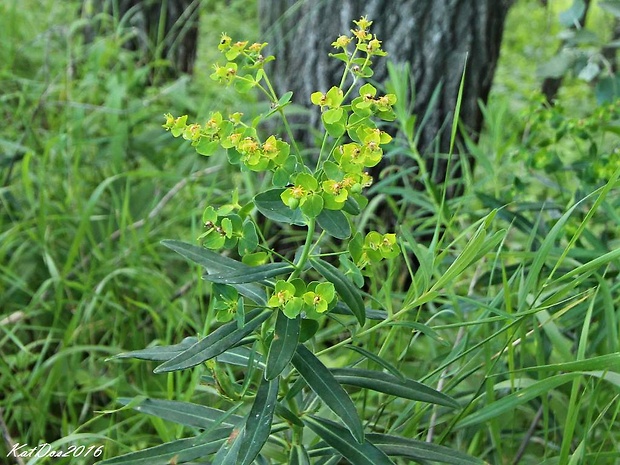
1, 0, 619, 464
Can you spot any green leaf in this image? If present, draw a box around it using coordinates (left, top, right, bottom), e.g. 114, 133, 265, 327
317, 209, 351, 239
324, 120, 347, 138
195, 138, 220, 156
301, 193, 324, 218
278, 91, 294, 106
559, 0, 586, 27
367, 433, 484, 465
299, 319, 320, 342
291, 344, 364, 442
507, 353, 620, 374
342, 196, 361, 216
310, 258, 365, 326
289, 444, 311, 465
323, 107, 344, 124
275, 403, 304, 426
600, 1, 620, 17
455, 373, 581, 429
212, 426, 243, 465
265, 311, 301, 380
331, 368, 459, 408
161, 240, 267, 305
118, 398, 243, 429
204, 262, 294, 284
111, 337, 198, 362
254, 189, 306, 225
217, 346, 265, 370
345, 346, 405, 381
238, 377, 279, 465
303, 416, 394, 465
330, 302, 387, 320
154, 309, 271, 373
238, 221, 258, 255
97, 429, 230, 465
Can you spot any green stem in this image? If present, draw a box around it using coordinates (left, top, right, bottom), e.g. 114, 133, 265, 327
315, 287, 436, 357
261, 73, 304, 162
289, 218, 316, 280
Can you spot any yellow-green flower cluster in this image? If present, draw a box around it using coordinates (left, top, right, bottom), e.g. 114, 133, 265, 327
268, 279, 336, 319
349, 231, 401, 269
163, 112, 291, 173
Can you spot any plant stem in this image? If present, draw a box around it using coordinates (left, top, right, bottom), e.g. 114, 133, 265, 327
289, 218, 316, 280
261, 73, 303, 161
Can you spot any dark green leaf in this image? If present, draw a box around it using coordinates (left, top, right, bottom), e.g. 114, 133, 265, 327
303, 416, 394, 465
118, 397, 243, 429
254, 189, 306, 225
292, 344, 364, 442
161, 240, 266, 305
455, 373, 581, 429
317, 209, 351, 239
299, 319, 320, 342
331, 368, 459, 408
154, 309, 271, 373
97, 429, 230, 465
289, 444, 311, 465
342, 196, 361, 216
111, 337, 198, 362
367, 433, 484, 465
216, 346, 265, 369
345, 346, 405, 381
238, 377, 279, 465
212, 426, 243, 465
275, 403, 304, 426
330, 302, 387, 320
266, 311, 301, 380
311, 258, 366, 326
204, 262, 294, 284
595, 75, 620, 104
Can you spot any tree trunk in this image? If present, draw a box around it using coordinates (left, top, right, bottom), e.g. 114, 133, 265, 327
82, 0, 199, 79
259, 0, 513, 190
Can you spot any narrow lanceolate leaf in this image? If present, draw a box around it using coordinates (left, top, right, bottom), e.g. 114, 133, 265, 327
161, 240, 266, 305
317, 209, 351, 239
303, 416, 395, 465
291, 344, 364, 442
154, 309, 271, 373
345, 345, 406, 381
331, 368, 459, 408
111, 337, 198, 361
506, 353, 620, 373
266, 311, 301, 380
216, 346, 265, 370
310, 258, 365, 326
455, 373, 581, 429
204, 262, 294, 284
289, 444, 311, 465
212, 426, 244, 465
118, 398, 243, 429
238, 377, 279, 465
162, 239, 244, 272
367, 433, 484, 465
97, 429, 230, 465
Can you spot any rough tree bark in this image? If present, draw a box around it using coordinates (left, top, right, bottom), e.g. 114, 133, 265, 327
259, 0, 513, 189
82, 0, 199, 78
